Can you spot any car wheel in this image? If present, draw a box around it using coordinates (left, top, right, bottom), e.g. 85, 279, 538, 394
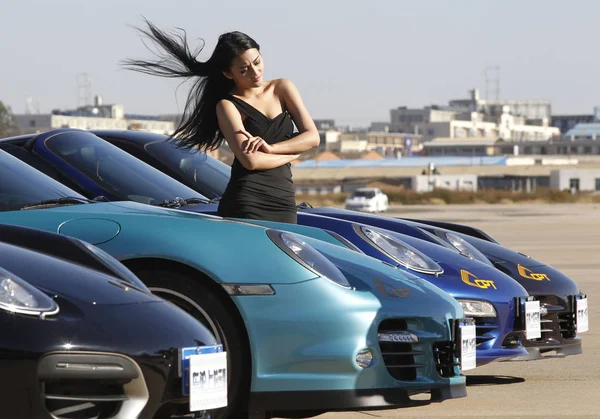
135, 269, 250, 419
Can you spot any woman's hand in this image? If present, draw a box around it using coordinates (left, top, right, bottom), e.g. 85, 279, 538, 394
238, 129, 274, 154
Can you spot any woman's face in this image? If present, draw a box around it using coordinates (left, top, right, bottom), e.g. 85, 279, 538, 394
224, 48, 264, 89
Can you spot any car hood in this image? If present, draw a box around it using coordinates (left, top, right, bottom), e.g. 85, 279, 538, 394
297, 211, 529, 301
305, 206, 439, 241
451, 234, 582, 297
305, 206, 581, 297
382, 232, 529, 300
0, 242, 160, 306
186, 205, 528, 302
293, 233, 464, 319
0, 201, 320, 285
392, 216, 582, 297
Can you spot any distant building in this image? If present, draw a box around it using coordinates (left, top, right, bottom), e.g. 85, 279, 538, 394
366, 132, 421, 157
313, 119, 340, 149
327, 130, 420, 157
552, 114, 595, 134
550, 169, 600, 192
389, 88, 559, 142
552, 106, 600, 134
421, 135, 600, 157
423, 137, 501, 156
563, 123, 600, 141
329, 132, 368, 153
369, 122, 391, 132
313, 119, 337, 131
320, 130, 342, 150
12, 95, 175, 135
11, 96, 222, 159
412, 174, 478, 192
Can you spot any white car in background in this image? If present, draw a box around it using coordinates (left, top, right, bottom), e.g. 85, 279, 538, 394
344, 187, 389, 212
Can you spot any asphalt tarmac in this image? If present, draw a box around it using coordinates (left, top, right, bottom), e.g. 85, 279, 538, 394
285, 203, 600, 419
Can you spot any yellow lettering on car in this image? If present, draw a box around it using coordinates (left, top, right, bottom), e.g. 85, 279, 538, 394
460, 270, 497, 290
518, 265, 550, 281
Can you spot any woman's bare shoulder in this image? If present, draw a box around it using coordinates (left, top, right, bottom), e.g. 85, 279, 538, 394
216, 98, 240, 117
272, 78, 295, 91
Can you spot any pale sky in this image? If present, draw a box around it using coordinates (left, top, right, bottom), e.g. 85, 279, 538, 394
1, 0, 598, 127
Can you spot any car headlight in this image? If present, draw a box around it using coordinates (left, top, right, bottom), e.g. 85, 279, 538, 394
78, 241, 150, 292
354, 226, 444, 276
443, 232, 492, 265
266, 230, 353, 289
326, 230, 364, 254
0, 267, 59, 317
457, 299, 496, 317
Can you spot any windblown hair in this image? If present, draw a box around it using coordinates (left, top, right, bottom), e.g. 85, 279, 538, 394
121, 18, 260, 152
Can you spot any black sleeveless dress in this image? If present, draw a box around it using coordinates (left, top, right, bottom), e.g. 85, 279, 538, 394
217, 95, 298, 224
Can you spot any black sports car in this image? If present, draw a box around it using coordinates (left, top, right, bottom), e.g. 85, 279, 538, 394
0, 224, 225, 419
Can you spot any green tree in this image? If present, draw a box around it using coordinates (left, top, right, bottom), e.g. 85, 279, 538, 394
0, 100, 19, 137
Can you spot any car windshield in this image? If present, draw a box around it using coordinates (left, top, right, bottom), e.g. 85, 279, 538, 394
44, 131, 209, 205
351, 190, 376, 199
0, 149, 87, 212
145, 141, 231, 198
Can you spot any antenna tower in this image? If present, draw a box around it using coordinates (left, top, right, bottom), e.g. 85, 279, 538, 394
484, 66, 500, 102
25, 97, 40, 114
77, 73, 93, 108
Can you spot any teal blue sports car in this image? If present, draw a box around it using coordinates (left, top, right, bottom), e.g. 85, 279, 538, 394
0, 148, 470, 418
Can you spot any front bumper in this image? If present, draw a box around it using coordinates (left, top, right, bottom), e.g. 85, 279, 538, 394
231, 277, 467, 414
513, 293, 584, 360
468, 296, 531, 366
249, 384, 466, 415
0, 301, 217, 419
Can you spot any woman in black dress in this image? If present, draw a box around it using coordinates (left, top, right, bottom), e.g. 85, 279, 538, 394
123, 19, 320, 223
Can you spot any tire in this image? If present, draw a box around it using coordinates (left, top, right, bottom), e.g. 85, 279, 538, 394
134, 269, 250, 419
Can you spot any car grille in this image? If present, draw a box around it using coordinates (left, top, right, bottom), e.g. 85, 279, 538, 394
558, 311, 577, 339
501, 331, 522, 348
432, 341, 460, 378
473, 317, 497, 346
38, 352, 149, 419
43, 381, 126, 419
518, 295, 580, 350
377, 319, 422, 381
534, 295, 575, 342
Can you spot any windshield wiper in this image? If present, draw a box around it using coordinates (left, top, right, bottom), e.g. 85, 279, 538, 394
183, 197, 211, 205
91, 195, 110, 202
20, 196, 91, 210
157, 196, 211, 208
296, 201, 313, 209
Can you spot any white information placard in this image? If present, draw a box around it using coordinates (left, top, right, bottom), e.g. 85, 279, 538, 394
189, 351, 228, 412
576, 298, 589, 333
525, 300, 541, 340
460, 323, 477, 371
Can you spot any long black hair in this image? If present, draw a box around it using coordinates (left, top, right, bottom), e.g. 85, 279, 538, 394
121, 18, 260, 152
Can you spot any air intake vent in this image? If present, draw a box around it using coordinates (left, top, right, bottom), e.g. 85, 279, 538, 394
377, 319, 423, 381
474, 317, 497, 346
38, 352, 149, 419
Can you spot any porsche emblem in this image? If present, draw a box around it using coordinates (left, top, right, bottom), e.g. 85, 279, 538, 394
374, 279, 411, 298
